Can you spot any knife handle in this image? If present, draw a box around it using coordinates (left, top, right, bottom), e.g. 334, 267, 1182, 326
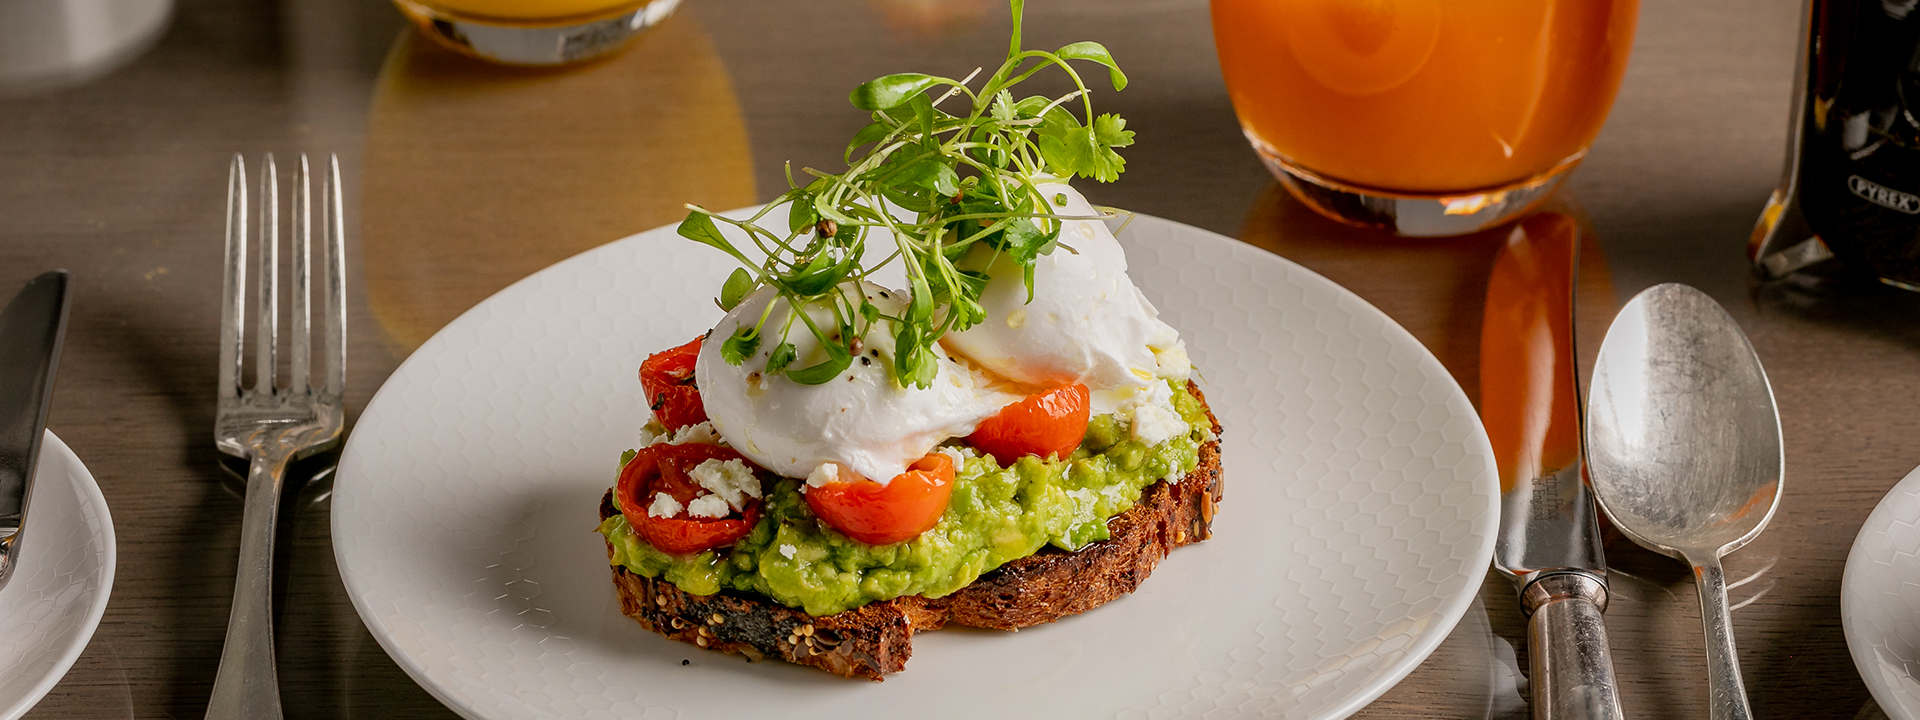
1524, 572, 1626, 720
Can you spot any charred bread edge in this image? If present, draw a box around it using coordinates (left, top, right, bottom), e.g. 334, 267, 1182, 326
601, 380, 1224, 680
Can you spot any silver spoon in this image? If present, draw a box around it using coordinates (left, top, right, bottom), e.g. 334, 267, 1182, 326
1585, 283, 1784, 720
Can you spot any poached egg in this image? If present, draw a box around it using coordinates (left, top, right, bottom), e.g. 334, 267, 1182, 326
696, 283, 1019, 484
939, 179, 1188, 394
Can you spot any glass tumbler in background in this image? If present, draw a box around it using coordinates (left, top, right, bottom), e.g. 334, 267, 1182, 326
392, 0, 682, 66
1211, 0, 1639, 236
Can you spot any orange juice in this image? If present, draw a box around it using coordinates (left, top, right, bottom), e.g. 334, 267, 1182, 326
1212, 0, 1638, 194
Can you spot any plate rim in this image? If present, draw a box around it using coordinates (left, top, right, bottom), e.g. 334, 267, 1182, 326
1843, 462, 1920, 720
0, 430, 117, 720
333, 208, 1497, 720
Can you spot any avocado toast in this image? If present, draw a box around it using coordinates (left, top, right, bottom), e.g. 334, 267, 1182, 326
593, 0, 1224, 679
598, 383, 1219, 680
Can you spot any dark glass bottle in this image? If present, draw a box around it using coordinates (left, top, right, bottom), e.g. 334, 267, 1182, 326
1753, 0, 1920, 290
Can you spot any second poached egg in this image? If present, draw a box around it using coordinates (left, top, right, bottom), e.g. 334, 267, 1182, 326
940, 179, 1187, 393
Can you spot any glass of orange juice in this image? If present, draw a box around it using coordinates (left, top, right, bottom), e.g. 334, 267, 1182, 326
1211, 0, 1639, 236
392, 0, 682, 66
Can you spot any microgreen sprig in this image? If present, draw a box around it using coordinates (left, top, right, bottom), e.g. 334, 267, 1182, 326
675, 0, 1133, 390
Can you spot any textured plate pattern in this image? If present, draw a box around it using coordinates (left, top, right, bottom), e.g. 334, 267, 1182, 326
1844, 464, 1920, 720
0, 432, 116, 720
333, 211, 1497, 720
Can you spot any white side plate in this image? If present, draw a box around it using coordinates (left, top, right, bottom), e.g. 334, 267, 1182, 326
1846, 463, 1920, 720
0, 431, 116, 720
333, 210, 1498, 720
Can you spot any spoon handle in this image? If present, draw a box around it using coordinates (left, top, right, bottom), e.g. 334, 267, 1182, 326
1692, 555, 1754, 720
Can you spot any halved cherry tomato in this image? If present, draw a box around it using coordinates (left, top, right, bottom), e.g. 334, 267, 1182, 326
640, 337, 708, 431
617, 442, 762, 555
965, 383, 1090, 464
805, 453, 955, 545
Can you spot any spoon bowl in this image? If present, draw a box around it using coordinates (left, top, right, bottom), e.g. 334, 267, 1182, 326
1586, 283, 1783, 720
1586, 284, 1784, 559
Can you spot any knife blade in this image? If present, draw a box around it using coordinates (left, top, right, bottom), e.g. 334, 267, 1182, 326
1480, 214, 1624, 719
0, 270, 72, 592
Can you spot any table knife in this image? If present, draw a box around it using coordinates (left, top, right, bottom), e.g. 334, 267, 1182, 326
1480, 214, 1624, 719
0, 270, 72, 592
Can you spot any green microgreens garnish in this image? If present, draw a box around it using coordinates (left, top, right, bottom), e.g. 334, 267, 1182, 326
675, 0, 1132, 390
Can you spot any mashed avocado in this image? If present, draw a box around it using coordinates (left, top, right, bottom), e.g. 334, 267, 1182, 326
597, 380, 1211, 616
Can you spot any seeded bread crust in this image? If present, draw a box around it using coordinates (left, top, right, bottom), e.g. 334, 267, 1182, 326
602, 381, 1223, 680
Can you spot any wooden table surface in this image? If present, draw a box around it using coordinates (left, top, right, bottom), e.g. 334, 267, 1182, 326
4, 0, 1918, 717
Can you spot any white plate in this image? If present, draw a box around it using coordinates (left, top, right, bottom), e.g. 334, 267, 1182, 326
0, 431, 115, 720
1845, 463, 1920, 720
333, 210, 1498, 720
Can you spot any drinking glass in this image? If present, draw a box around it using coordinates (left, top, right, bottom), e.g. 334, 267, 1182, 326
1211, 0, 1639, 236
392, 0, 682, 66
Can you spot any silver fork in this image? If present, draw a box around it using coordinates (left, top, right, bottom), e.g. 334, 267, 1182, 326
208, 153, 346, 720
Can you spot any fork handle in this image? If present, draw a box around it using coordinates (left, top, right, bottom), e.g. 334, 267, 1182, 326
205, 451, 291, 720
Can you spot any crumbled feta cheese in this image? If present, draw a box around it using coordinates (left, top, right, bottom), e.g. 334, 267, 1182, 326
1124, 380, 1173, 411
646, 492, 684, 519
805, 462, 840, 488
689, 458, 761, 510
779, 544, 797, 559
1131, 404, 1187, 446
1120, 382, 1188, 446
1153, 340, 1191, 382
935, 446, 967, 469
653, 421, 721, 446
685, 494, 731, 518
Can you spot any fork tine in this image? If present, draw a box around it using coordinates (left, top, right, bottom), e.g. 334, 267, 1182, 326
220, 154, 248, 402
323, 154, 346, 397
257, 154, 279, 395
291, 155, 312, 396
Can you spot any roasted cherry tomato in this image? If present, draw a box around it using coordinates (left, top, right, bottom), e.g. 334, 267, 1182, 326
805, 453, 955, 545
640, 337, 708, 431
617, 442, 762, 555
965, 383, 1090, 464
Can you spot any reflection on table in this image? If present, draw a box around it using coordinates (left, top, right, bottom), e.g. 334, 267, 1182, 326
361, 14, 756, 353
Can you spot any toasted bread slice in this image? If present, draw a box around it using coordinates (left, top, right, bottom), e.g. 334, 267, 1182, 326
601, 382, 1223, 680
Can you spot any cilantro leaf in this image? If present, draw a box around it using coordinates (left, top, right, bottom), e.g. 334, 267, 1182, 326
1036, 110, 1131, 182
891, 323, 938, 389
990, 90, 1017, 122
720, 326, 759, 366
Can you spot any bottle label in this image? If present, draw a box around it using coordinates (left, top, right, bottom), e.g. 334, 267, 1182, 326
1848, 175, 1920, 214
